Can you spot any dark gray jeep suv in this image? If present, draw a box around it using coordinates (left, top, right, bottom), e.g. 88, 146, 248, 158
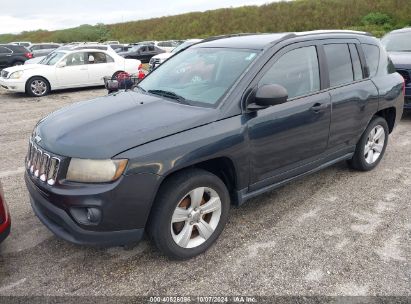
25, 31, 404, 259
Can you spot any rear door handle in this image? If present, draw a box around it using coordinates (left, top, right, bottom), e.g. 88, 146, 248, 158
311, 103, 328, 112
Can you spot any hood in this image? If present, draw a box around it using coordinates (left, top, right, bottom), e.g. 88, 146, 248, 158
4, 64, 48, 73
388, 51, 411, 69
152, 53, 172, 61
35, 91, 217, 159
25, 57, 45, 64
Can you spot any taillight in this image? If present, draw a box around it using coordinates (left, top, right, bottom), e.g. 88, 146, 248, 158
25, 52, 33, 59
138, 63, 142, 70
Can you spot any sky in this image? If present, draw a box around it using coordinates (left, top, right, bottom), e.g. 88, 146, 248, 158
0, 0, 277, 34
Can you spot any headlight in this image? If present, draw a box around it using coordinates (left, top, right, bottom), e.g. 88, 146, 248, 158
66, 158, 128, 183
9, 71, 23, 79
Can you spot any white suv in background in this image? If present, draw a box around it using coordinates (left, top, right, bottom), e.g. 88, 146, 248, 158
149, 39, 202, 71
0, 48, 142, 97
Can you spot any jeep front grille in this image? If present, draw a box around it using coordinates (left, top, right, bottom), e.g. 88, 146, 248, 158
26, 141, 60, 186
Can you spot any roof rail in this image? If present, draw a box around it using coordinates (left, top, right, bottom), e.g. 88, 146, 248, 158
295, 29, 372, 37
201, 33, 259, 43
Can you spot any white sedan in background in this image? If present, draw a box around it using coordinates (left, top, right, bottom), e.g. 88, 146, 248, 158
0, 48, 142, 97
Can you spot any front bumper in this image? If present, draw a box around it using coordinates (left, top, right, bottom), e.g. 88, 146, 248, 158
25, 171, 161, 247
0, 78, 26, 93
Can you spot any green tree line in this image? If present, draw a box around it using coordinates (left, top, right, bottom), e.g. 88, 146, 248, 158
1, 0, 410, 43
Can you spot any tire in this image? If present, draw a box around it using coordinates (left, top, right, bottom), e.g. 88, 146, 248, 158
148, 168, 230, 260
12, 61, 24, 66
25, 77, 50, 97
348, 116, 389, 171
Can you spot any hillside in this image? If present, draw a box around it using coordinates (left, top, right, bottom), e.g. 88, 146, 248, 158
1, 0, 410, 43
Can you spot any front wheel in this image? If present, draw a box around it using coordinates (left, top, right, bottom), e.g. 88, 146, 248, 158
148, 169, 230, 259
26, 77, 50, 97
348, 116, 389, 171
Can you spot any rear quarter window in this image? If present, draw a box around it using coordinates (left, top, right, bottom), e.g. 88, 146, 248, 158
362, 44, 380, 77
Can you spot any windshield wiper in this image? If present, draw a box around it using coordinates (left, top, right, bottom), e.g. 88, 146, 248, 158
148, 89, 189, 104
135, 85, 146, 92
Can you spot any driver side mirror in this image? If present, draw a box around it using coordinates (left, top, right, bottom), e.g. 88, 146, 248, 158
56, 61, 66, 68
248, 84, 288, 110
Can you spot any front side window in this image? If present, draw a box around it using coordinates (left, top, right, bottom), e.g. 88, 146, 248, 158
139, 47, 259, 106
260, 46, 320, 99
362, 44, 380, 77
324, 44, 354, 87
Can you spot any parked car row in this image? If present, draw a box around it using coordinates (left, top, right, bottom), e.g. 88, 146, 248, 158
0, 45, 143, 96
0, 40, 185, 70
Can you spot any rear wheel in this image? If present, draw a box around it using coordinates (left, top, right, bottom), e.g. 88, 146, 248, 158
148, 169, 230, 259
26, 77, 50, 97
348, 116, 389, 171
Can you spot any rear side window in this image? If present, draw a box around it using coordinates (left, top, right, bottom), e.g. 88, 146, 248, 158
259, 46, 320, 99
324, 44, 353, 87
362, 44, 380, 77
88, 52, 107, 64
348, 44, 363, 81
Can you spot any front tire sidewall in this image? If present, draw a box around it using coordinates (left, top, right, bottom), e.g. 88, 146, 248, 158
150, 170, 230, 259
354, 117, 389, 171
26, 77, 50, 97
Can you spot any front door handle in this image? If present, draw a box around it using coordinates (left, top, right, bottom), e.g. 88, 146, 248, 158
311, 103, 328, 112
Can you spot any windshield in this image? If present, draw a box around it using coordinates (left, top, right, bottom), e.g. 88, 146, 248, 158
381, 32, 411, 52
139, 47, 258, 106
171, 40, 201, 54
39, 51, 66, 65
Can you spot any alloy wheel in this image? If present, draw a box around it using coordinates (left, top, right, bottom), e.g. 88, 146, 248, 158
171, 187, 222, 249
30, 80, 47, 96
364, 125, 385, 164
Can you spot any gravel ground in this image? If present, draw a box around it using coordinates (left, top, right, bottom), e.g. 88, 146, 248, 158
0, 87, 409, 297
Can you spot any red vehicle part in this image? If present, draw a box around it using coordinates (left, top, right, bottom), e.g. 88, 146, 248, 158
0, 183, 11, 243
